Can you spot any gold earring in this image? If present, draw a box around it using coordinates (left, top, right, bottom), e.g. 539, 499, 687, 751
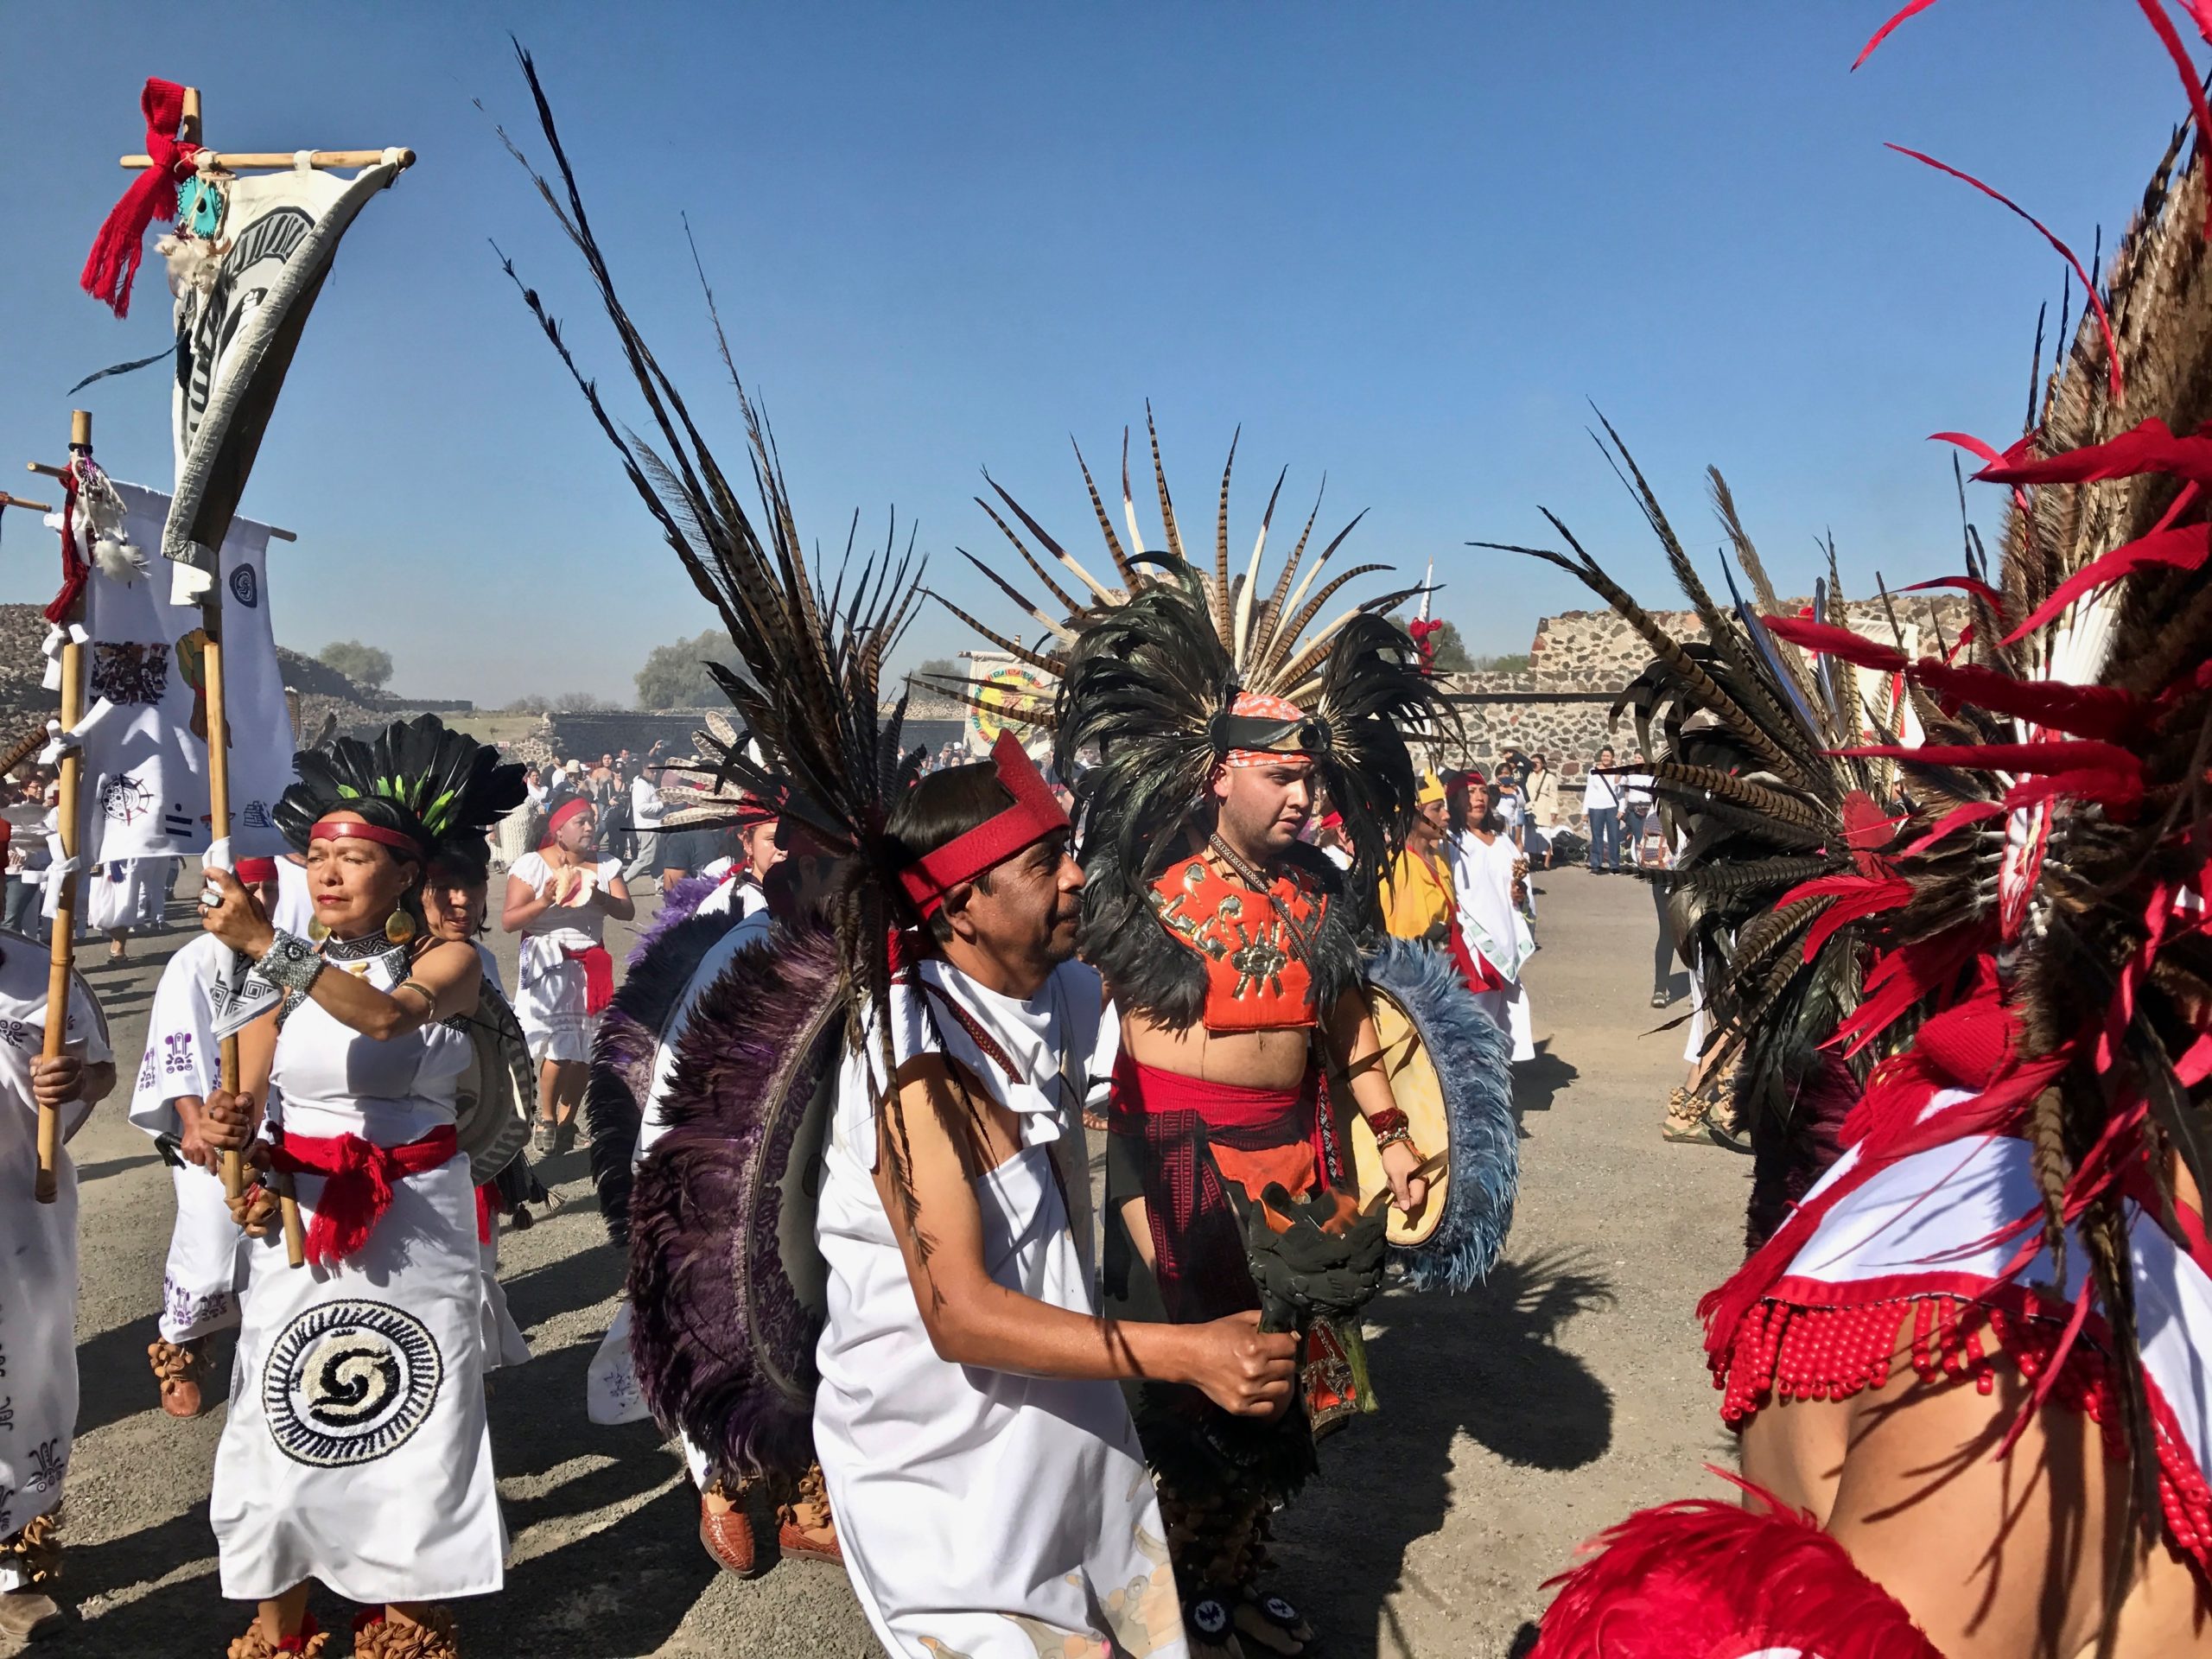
384, 908, 417, 947
308, 918, 330, 943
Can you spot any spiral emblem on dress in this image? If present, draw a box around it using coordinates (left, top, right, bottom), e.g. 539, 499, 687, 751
262, 1299, 444, 1467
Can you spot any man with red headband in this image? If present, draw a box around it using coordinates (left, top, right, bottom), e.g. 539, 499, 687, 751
786, 735, 1293, 1656
132, 857, 285, 1420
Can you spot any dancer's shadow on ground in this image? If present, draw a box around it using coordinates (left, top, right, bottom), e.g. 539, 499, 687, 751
1274, 1246, 1616, 1659
1510, 1042, 1577, 1120
71, 1310, 169, 1437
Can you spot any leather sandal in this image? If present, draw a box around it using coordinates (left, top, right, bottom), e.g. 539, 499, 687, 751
350, 1605, 457, 1658
772, 1465, 842, 1567
697, 1486, 760, 1578
225, 1612, 327, 1657
149, 1338, 208, 1419
1182, 1586, 1247, 1656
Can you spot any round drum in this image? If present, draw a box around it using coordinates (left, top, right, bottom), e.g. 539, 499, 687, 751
1347, 986, 1452, 1246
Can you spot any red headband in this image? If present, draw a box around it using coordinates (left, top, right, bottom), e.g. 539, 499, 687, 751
234, 856, 280, 884
540, 796, 594, 849
896, 730, 1071, 920
311, 818, 423, 856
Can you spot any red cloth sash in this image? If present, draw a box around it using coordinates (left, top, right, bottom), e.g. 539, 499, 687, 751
269, 1124, 460, 1267
563, 944, 615, 1014
1109, 1056, 1332, 1320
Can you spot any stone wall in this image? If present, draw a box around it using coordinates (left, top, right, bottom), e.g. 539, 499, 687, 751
1444, 594, 1970, 818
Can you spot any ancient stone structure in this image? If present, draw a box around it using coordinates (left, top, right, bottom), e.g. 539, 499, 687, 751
1442, 594, 1967, 821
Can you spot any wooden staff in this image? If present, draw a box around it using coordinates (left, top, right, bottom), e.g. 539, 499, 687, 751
34, 411, 93, 1204
175, 85, 307, 1268
121, 147, 416, 173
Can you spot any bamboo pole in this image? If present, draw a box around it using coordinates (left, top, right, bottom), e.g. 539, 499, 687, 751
23, 465, 295, 541
0, 492, 56, 514
34, 411, 94, 1204
122, 148, 416, 173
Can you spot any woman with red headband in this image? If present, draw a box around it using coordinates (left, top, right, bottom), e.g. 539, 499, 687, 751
501, 794, 632, 1154
197, 715, 525, 1659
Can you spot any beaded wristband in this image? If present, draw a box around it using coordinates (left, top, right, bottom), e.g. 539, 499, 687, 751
255, 929, 325, 996
1364, 1106, 1410, 1139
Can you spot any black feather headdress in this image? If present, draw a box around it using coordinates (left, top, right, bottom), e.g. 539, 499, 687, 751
932, 418, 1452, 1018
275, 713, 526, 861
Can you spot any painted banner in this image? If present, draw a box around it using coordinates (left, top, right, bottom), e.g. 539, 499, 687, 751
165, 156, 404, 602
61, 480, 294, 861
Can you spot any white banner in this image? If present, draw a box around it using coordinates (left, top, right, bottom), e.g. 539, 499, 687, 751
67, 480, 294, 861
166, 156, 402, 602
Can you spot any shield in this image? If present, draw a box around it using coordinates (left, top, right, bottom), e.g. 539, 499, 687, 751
626, 921, 844, 1485
1344, 939, 1518, 1292
449, 979, 536, 1186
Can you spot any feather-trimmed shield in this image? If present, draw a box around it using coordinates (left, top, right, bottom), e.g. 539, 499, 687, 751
1351, 939, 1518, 1293
625, 922, 843, 1485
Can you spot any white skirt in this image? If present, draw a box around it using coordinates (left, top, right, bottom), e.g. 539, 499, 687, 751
161, 1160, 248, 1343
210, 1156, 506, 1603
1471, 979, 1536, 1064
517, 957, 595, 1065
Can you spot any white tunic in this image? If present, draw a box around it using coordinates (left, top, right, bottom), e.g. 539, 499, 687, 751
0, 944, 108, 1556
1446, 829, 1536, 1062
508, 850, 621, 1063
210, 944, 506, 1604
813, 958, 1184, 1659
130, 932, 250, 1343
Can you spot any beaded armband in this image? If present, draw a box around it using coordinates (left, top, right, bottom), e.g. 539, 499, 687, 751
256, 930, 325, 996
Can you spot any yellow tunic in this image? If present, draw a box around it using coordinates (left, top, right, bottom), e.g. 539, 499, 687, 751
1382, 846, 1456, 944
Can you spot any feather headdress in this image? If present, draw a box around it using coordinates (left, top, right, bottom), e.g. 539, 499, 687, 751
1472, 423, 1919, 1246
493, 45, 925, 1071
936, 418, 1454, 1012
275, 713, 526, 861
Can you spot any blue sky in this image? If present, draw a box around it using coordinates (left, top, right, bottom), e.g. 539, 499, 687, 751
0, 3, 2192, 705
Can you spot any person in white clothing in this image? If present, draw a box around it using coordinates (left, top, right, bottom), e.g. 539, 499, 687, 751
501, 796, 632, 1154
621, 760, 666, 884
200, 715, 526, 1659
810, 752, 1296, 1659
1444, 774, 1536, 1062
135, 856, 285, 1419
0, 944, 114, 1649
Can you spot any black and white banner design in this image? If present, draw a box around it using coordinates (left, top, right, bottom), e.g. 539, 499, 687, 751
261, 1299, 443, 1468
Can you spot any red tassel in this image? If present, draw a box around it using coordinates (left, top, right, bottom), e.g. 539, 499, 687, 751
1758, 613, 1907, 672
1851, 0, 1947, 73
1887, 143, 2124, 403
2003, 521, 2212, 644
79, 79, 201, 320
1979, 416, 2212, 486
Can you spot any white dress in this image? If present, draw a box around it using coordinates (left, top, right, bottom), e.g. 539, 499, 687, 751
86, 855, 167, 933
812, 958, 1185, 1659
0, 945, 107, 1564
209, 943, 506, 1604
130, 932, 251, 1344
507, 849, 622, 1064
1447, 829, 1536, 1062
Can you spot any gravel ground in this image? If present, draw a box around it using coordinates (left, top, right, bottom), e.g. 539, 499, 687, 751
31, 861, 1748, 1658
